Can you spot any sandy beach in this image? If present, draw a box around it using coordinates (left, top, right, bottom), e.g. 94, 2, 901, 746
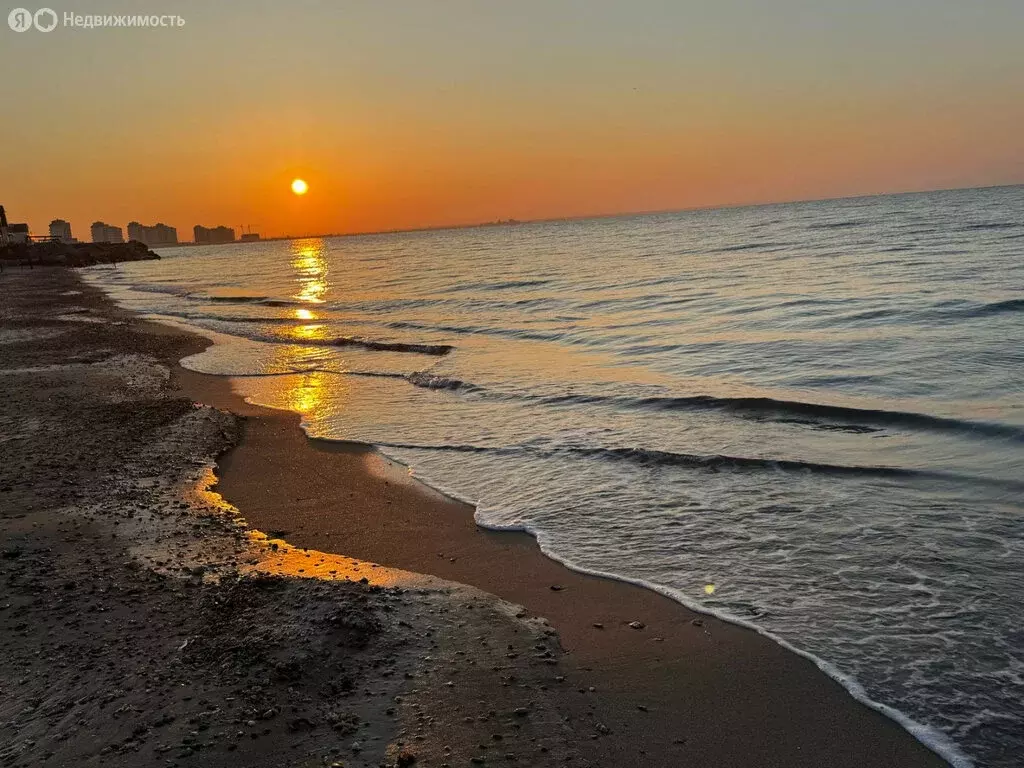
0, 265, 948, 767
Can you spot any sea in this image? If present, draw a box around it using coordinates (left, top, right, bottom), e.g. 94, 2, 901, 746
85, 185, 1024, 767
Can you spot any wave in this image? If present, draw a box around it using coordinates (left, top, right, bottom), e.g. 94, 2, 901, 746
959, 222, 1019, 231
203, 294, 270, 303
385, 319, 564, 343
372, 440, 1023, 491
480, 278, 553, 291
131, 310, 456, 357
406, 371, 481, 391
390, 374, 1023, 443
538, 393, 1024, 443
713, 241, 792, 253
122, 283, 190, 297
807, 219, 870, 230
958, 298, 1024, 319
332, 336, 453, 356
200, 295, 303, 308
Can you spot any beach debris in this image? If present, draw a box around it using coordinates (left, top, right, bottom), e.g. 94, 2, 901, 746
628, 621, 645, 630
691, 619, 704, 627
592, 622, 604, 629
549, 584, 564, 591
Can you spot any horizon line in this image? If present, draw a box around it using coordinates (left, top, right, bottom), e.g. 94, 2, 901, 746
26, 180, 1023, 246
159, 180, 1022, 246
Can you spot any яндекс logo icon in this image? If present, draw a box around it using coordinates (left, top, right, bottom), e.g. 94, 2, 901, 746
8, 7, 33, 31
7, 7, 58, 31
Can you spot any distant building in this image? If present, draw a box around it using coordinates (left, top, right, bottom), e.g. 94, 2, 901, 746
0, 205, 30, 245
193, 224, 235, 245
7, 223, 30, 244
239, 232, 260, 242
127, 221, 177, 246
49, 219, 74, 243
91, 221, 124, 243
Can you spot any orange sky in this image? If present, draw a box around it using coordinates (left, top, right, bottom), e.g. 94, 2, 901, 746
1, 1, 1021, 239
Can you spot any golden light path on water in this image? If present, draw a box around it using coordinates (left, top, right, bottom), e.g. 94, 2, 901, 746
291, 238, 329, 305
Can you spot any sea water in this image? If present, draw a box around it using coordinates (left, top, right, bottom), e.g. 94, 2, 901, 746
86, 185, 1024, 766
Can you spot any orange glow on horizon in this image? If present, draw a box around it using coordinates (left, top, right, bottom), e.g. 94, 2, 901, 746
3, 3, 1021, 239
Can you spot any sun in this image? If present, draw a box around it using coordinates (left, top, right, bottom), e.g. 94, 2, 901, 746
291, 178, 309, 196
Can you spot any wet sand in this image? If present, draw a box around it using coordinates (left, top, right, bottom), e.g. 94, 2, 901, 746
177, 346, 949, 763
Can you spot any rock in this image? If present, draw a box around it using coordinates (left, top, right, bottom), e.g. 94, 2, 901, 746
628, 621, 645, 630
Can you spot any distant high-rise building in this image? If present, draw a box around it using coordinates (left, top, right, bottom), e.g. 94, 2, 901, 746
0, 205, 30, 245
8, 224, 30, 244
49, 219, 74, 243
127, 221, 177, 246
91, 221, 124, 243
193, 224, 235, 245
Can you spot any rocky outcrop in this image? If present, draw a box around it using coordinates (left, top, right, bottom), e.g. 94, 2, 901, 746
0, 239, 160, 267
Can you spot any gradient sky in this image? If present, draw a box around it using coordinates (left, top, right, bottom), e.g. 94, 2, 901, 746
2, 0, 1022, 238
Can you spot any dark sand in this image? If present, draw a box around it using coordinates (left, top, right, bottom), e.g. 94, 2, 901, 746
176, 337, 950, 764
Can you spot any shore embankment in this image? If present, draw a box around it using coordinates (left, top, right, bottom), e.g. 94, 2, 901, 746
0, 240, 159, 268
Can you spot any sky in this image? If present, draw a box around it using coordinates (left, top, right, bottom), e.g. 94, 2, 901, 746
2, 0, 1022, 239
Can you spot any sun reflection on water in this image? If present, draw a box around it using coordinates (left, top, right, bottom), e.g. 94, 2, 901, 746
282, 370, 341, 419
291, 238, 329, 305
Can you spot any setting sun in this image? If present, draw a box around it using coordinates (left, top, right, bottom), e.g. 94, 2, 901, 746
291, 178, 309, 196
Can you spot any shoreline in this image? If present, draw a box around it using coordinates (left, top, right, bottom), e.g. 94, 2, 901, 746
166, 322, 953, 762
1, 264, 955, 766
0, 266, 630, 767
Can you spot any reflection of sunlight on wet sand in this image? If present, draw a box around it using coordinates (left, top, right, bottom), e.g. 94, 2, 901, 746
185, 466, 427, 588
285, 369, 345, 418
291, 238, 329, 304
243, 531, 418, 587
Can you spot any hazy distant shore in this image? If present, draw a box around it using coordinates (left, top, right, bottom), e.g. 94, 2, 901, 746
1, 265, 950, 766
